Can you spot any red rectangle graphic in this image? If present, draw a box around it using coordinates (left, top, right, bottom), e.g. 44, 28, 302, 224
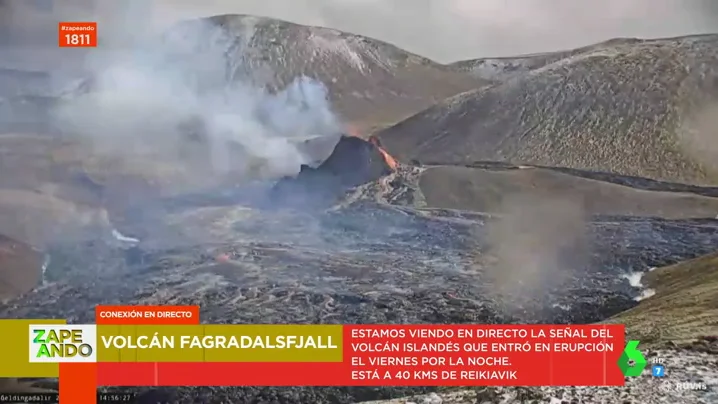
95, 305, 200, 324
58, 22, 97, 47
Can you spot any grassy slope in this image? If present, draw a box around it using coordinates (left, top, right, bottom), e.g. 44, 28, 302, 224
606, 251, 718, 344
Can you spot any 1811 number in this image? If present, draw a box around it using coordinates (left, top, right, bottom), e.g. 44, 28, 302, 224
58, 22, 97, 47
64, 34, 92, 46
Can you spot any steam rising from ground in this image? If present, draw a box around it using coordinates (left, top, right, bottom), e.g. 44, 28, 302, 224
51, 13, 341, 184
484, 195, 589, 312
679, 103, 718, 180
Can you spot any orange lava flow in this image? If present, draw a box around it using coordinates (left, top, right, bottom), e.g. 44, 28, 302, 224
370, 138, 398, 170
345, 123, 398, 171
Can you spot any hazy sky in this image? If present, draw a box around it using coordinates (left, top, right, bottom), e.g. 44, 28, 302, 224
1, 0, 717, 69
146, 0, 718, 62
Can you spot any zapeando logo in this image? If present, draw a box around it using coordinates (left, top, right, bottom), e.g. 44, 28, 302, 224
29, 325, 97, 363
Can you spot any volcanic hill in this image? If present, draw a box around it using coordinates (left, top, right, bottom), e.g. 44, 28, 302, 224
125, 14, 484, 134
378, 34, 718, 185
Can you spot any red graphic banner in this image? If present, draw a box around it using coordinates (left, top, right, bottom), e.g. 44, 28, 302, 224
59, 306, 625, 404
94, 325, 624, 387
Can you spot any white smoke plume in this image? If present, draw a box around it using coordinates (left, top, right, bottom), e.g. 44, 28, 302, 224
55, 56, 341, 179
56, 15, 340, 183
0, 1, 342, 186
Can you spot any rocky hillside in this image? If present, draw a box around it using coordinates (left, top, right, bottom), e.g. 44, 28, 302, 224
0, 234, 45, 301
378, 34, 718, 185
152, 14, 483, 132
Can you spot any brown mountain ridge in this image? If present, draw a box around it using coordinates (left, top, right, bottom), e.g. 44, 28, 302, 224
378, 34, 718, 185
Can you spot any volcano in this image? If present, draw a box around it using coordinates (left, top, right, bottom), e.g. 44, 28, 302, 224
271, 135, 396, 206
315, 135, 396, 184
